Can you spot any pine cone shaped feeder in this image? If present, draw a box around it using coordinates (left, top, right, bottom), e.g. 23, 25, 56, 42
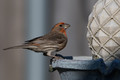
87, 0, 120, 61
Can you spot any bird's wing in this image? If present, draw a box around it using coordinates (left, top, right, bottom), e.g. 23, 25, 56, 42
25, 32, 67, 50
43, 32, 67, 51
44, 32, 67, 43
25, 36, 44, 42
25, 32, 67, 44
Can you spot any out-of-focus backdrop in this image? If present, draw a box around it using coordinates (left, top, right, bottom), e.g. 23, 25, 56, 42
0, 0, 97, 80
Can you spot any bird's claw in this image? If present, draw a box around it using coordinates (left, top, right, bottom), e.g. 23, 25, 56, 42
49, 57, 57, 72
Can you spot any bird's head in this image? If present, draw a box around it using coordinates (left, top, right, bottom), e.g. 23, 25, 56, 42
52, 22, 70, 37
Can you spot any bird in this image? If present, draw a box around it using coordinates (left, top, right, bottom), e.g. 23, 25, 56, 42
3, 22, 70, 58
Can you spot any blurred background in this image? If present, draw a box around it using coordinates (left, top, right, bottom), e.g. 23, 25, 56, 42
0, 0, 97, 80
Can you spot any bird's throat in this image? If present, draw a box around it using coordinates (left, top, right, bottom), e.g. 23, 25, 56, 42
60, 28, 67, 37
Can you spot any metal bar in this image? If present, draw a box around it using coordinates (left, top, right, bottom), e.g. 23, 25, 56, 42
25, 0, 49, 80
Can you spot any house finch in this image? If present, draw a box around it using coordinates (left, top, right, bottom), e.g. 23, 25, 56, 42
3, 22, 70, 58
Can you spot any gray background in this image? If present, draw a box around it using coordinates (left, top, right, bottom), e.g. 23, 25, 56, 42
0, 0, 97, 80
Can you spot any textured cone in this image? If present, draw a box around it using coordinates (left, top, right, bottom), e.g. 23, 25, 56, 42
87, 0, 120, 61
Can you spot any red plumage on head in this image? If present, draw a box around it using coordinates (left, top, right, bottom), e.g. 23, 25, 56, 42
52, 22, 67, 37
53, 22, 65, 29
59, 22, 64, 24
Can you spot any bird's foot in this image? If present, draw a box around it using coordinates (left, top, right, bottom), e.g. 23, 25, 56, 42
49, 57, 59, 72
49, 55, 63, 65
50, 54, 63, 60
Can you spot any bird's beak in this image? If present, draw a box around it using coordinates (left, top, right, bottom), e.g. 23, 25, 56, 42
64, 24, 70, 30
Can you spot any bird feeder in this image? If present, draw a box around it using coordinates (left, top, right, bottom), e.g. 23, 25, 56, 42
87, 0, 120, 61
50, 57, 120, 80
50, 0, 120, 80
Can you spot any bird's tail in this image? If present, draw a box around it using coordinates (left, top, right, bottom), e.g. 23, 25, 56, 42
3, 44, 28, 50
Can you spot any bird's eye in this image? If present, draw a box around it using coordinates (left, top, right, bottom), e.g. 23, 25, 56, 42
59, 25, 63, 27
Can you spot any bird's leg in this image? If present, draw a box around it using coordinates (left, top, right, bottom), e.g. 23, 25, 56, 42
47, 51, 63, 60
46, 51, 56, 58
47, 51, 58, 72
